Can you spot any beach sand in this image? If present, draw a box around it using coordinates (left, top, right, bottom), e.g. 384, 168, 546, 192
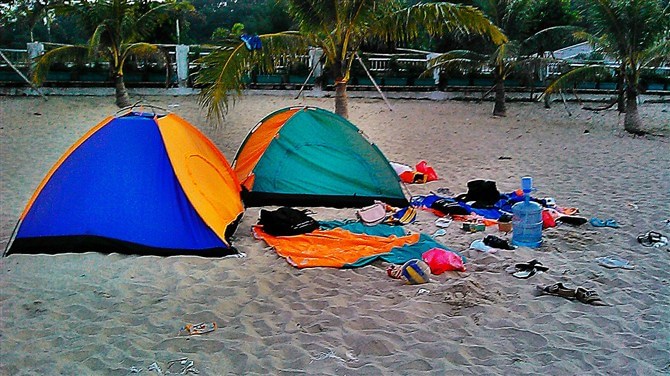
1, 94, 669, 375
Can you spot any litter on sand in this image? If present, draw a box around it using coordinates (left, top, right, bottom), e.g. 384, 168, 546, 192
416, 288, 430, 296
309, 349, 348, 363
181, 322, 217, 335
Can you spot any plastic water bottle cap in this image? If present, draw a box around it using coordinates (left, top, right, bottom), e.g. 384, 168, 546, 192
521, 177, 533, 192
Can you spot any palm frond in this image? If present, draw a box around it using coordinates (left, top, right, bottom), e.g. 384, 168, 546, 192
427, 50, 488, 71
287, 0, 339, 34
89, 23, 108, 58
523, 26, 584, 51
196, 31, 308, 122
640, 38, 670, 68
492, 41, 520, 66
119, 43, 161, 74
543, 64, 611, 95
384, 2, 507, 46
501, 0, 532, 30
122, 43, 161, 59
32, 45, 88, 85
196, 44, 249, 121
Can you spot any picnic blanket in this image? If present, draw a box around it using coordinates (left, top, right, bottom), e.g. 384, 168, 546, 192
253, 221, 464, 268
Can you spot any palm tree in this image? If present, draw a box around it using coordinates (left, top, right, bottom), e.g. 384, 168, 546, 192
196, 0, 506, 120
427, 0, 578, 117
32, 0, 193, 107
544, 0, 670, 134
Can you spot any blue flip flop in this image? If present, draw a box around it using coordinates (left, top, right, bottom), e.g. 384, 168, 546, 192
590, 217, 621, 228
604, 219, 621, 228
595, 255, 634, 269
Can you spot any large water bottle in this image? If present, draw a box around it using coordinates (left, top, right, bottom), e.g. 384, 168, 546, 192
511, 177, 543, 248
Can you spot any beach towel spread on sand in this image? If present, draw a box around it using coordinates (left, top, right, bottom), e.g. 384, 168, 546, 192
413, 191, 576, 221
253, 221, 464, 268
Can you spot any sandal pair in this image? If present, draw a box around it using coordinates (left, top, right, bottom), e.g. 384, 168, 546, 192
637, 231, 668, 248
537, 283, 608, 306
512, 259, 548, 279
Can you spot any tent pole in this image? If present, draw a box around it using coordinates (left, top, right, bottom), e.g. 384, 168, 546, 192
400, 182, 414, 207
294, 60, 319, 99
0, 50, 47, 101
2, 220, 21, 257
480, 85, 495, 102
355, 53, 393, 111
558, 89, 572, 116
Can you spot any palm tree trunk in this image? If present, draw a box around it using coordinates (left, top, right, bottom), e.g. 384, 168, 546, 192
114, 74, 132, 108
334, 80, 349, 119
623, 85, 643, 134
616, 65, 625, 113
493, 74, 506, 117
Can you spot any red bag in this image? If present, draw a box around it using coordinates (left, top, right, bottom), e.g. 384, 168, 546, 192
416, 160, 438, 182
422, 248, 465, 274
542, 209, 556, 229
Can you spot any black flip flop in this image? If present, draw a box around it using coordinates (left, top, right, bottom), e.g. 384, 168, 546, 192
513, 269, 536, 279
637, 231, 668, 247
513, 260, 548, 278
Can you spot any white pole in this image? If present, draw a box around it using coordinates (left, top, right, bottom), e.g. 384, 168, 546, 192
176, 19, 181, 45
0, 50, 47, 100
355, 53, 393, 111
175, 44, 189, 88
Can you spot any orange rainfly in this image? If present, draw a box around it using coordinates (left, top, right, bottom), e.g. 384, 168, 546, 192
233, 108, 300, 190
157, 114, 244, 244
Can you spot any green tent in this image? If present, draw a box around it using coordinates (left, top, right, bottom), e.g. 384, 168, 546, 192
233, 106, 408, 208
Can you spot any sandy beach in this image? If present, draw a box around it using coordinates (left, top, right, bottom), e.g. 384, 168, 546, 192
1, 93, 669, 375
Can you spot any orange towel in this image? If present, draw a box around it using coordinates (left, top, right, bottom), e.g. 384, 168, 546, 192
253, 226, 420, 268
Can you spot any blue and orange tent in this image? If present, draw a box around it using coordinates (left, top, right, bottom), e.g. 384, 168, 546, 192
6, 109, 244, 256
233, 106, 409, 208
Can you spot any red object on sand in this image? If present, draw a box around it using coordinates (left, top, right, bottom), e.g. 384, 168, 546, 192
542, 209, 556, 228
398, 161, 439, 184
416, 160, 438, 182
422, 248, 465, 274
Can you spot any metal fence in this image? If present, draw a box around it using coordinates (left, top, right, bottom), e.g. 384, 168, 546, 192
1, 43, 669, 92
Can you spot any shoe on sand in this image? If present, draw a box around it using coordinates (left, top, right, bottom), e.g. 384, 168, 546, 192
536, 282, 576, 299
590, 217, 621, 228
470, 239, 496, 253
536, 283, 609, 306
575, 287, 609, 306
483, 235, 516, 250
595, 255, 634, 270
637, 231, 668, 248
512, 259, 549, 278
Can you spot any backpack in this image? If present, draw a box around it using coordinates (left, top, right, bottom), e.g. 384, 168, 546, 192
259, 207, 320, 236
455, 179, 501, 208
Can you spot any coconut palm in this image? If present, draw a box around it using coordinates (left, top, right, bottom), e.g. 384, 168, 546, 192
32, 0, 193, 107
196, 0, 506, 120
544, 0, 670, 134
427, 0, 578, 116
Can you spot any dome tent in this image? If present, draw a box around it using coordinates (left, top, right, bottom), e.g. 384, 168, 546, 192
233, 106, 408, 208
6, 107, 244, 256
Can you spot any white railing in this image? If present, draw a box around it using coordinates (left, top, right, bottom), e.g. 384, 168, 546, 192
2, 43, 668, 89
0, 48, 30, 67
